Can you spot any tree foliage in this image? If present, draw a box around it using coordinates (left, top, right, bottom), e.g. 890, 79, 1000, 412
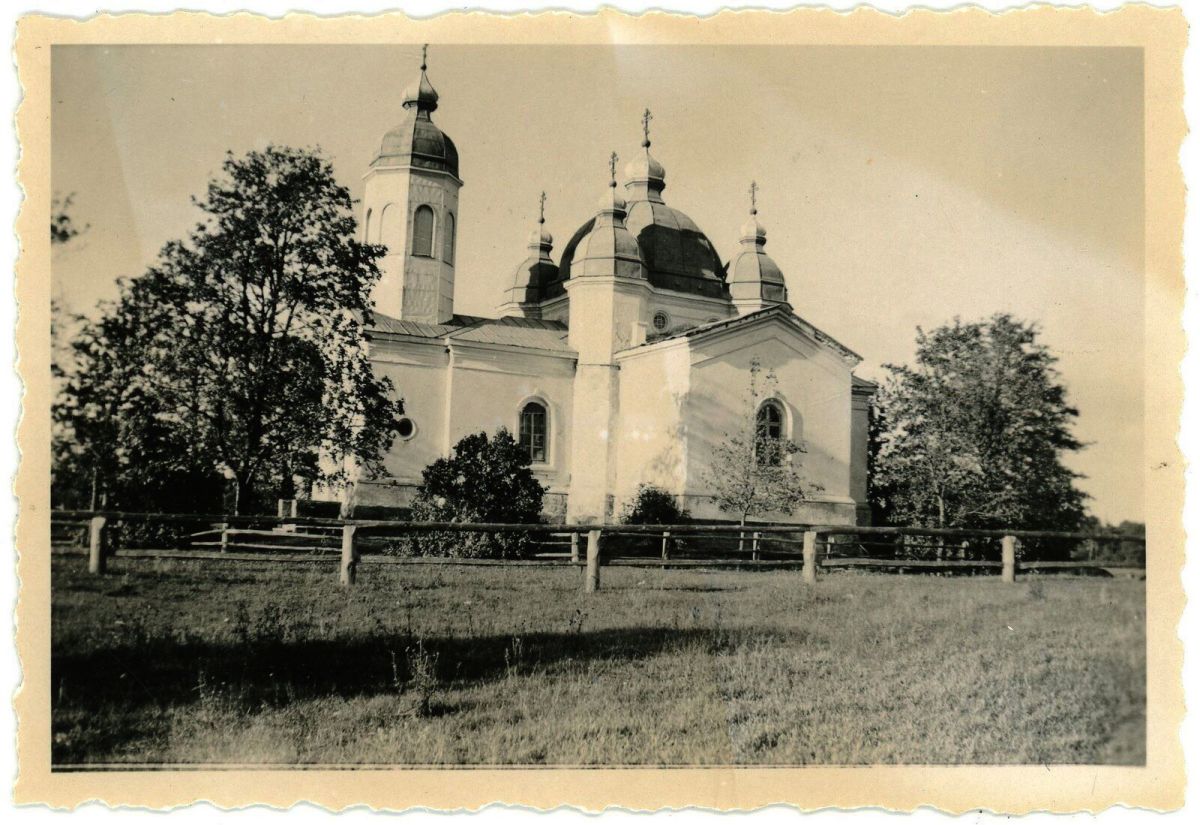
621, 484, 689, 525
871, 313, 1086, 531
394, 429, 546, 559
52, 146, 403, 513
703, 359, 820, 526
51, 192, 88, 246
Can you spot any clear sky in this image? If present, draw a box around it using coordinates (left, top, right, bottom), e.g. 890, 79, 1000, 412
51, 44, 1145, 523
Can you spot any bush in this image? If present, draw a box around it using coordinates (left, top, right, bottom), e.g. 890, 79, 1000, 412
388, 429, 544, 559
621, 484, 689, 525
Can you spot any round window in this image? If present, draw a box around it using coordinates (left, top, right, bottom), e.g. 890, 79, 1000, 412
652, 311, 671, 332
397, 417, 417, 440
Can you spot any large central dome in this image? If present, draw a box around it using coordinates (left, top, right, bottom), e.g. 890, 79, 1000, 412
545, 139, 727, 300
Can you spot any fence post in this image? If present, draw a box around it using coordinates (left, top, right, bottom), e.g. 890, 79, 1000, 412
219, 523, 229, 553
570, 532, 580, 564
661, 530, 671, 562
1001, 535, 1017, 583
584, 529, 601, 593
340, 524, 359, 587
87, 516, 107, 575
752, 531, 761, 562
802, 530, 818, 585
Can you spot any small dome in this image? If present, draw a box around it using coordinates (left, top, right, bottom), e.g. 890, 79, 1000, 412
729, 193, 788, 306
529, 225, 553, 248
570, 177, 646, 281
373, 48, 458, 177
625, 148, 666, 188
402, 68, 439, 112
741, 212, 767, 243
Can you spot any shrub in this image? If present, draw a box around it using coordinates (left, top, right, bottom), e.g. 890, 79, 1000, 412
388, 429, 544, 559
621, 484, 689, 525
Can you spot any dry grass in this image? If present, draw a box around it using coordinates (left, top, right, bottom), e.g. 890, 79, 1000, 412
50, 556, 1144, 766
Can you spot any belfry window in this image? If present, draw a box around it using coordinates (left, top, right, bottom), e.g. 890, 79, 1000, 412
443, 212, 456, 264
519, 401, 548, 464
412, 205, 435, 257
755, 400, 785, 466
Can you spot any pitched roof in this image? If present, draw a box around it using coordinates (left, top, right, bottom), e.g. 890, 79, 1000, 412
637, 304, 862, 364
368, 311, 574, 354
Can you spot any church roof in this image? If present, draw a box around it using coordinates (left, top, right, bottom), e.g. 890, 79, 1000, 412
372, 50, 460, 178
634, 304, 861, 365
368, 311, 573, 354
543, 125, 727, 301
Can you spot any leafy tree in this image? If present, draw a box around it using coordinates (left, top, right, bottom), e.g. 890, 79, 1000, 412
872, 313, 1086, 533
703, 359, 820, 542
52, 146, 403, 513
393, 429, 545, 559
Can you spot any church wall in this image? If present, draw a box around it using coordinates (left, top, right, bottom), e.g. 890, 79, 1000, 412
351, 336, 452, 508
643, 288, 735, 336
443, 342, 575, 505
679, 327, 858, 525
363, 167, 459, 324
613, 344, 692, 511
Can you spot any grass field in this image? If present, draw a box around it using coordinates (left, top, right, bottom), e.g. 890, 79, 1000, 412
50, 555, 1145, 766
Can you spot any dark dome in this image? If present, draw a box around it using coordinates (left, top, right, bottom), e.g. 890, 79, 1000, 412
372, 110, 460, 178
545, 199, 727, 299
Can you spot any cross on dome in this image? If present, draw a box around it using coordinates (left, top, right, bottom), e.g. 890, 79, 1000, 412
749, 180, 759, 215
538, 191, 547, 224
421, 43, 428, 70
642, 108, 653, 148
609, 151, 619, 186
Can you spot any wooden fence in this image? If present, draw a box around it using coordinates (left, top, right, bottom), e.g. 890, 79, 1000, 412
50, 509, 1145, 591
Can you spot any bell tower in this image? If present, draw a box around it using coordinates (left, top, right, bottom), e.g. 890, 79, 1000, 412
362, 45, 463, 324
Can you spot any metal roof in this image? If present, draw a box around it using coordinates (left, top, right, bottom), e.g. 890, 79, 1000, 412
368, 311, 573, 354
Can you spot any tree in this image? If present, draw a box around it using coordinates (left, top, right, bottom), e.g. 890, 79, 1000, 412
51, 192, 88, 246
394, 429, 545, 559
703, 359, 820, 542
872, 314, 1086, 533
52, 146, 404, 513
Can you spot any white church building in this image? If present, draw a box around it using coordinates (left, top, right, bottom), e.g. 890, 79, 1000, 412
328, 53, 875, 526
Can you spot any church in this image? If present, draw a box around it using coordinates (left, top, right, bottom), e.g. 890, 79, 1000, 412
326, 52, 875, 526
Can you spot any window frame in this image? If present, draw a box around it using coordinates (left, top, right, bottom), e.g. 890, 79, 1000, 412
518, 400, 550, 466
755, 399, 787, 466
411, 204, 436, 258
443, 211, 456, 264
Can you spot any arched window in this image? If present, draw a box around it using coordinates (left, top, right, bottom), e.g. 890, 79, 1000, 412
519, 401, 548, 464
364, 208, 374, 244
755, 400, 786, 466
443, 212, 456, 264
379, 203, 402, 250
412, 205, 435, 257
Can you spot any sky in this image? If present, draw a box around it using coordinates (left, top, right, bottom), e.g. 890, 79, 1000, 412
50, 44, 1145, 523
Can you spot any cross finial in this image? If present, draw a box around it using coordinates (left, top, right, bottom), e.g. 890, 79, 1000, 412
642, 107, 653, 148
749, 180, 759, 215
538, 191, 547, 224
609, 151, 619, 185
421, 43, 428, 70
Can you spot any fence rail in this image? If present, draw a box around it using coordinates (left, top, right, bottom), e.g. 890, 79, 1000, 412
50, 509, 1145, 590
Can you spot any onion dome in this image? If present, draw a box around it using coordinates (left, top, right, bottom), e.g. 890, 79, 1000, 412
503, 193, 558, 307
728, 182, 789, 307
371, 45, 460, 178
546, 112, 726, 299
624, 108, 666, 200
570, 154, 647, 281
